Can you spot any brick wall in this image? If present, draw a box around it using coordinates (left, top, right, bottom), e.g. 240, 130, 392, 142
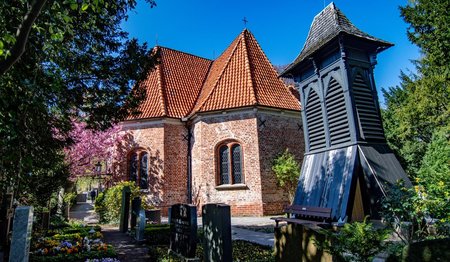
121, 109, 304, 217
121, 120, 188, 210
163, 123, 189, 207
190, 111, 264, 216
257, 112, 304, 215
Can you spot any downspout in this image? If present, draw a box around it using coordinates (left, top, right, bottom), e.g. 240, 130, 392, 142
182, 117, 193, 204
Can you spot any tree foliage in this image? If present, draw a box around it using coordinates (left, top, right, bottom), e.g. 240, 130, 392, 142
382, 0, 449, 177
65, 121, 132, 181
0, 1, 156, 194
272, 149, 300, 203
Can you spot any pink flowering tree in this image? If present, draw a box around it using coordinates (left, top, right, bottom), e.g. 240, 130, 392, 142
65, 120, 134, 184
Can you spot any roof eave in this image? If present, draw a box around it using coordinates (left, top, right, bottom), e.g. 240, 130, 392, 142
280, 32, 394, 78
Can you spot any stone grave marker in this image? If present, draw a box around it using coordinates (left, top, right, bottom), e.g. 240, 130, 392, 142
0, 192, 14, 248
131, 197, 141, 230
119, 186, 131, 233
202, 203, 232, 262
9, 206, 34, 262
135, 209, 146, 242
41, 211, 50, 230
169, 204, 198, 260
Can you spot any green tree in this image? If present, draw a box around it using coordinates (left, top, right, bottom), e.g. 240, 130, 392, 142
272, 149, 301, 203
0, 1, 157, 195
382, 0, 449, 177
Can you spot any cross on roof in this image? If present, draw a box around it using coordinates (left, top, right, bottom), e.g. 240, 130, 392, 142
242, 17, 248, 27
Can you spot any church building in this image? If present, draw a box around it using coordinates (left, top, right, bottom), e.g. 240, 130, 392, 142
120, 29, 303, 216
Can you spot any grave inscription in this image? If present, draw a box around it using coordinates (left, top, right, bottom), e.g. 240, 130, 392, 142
169, 204, 197, 259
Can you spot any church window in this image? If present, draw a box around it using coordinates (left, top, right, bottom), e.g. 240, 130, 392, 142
217, 141, 243, 185
139, 152, 149, 189
128, 149, 149, 189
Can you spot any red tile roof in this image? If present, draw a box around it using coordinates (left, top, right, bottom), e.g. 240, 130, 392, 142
192, 29, 300, 114
128, 47, 212, 119
128, 30, 300, 121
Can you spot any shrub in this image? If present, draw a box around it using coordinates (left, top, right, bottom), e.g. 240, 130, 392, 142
272, 149, 300, 203
145, 224, 171, 246
314, 217, 390, 262
94, 181, 144, 224
381, 181, 449, 246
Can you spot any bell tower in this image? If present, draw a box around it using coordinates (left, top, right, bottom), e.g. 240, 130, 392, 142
281, 3, 411, 221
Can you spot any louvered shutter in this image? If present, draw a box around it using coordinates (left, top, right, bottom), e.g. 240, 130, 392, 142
306, 90, 326, 151
352, 73, 384, 141
326, 78, 351, 145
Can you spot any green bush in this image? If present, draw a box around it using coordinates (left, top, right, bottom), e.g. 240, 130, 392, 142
314, 217, 390, 262
63, 192, 77, 208
145, 224, 171, 246
401, 238, 450, 262
381, 181, 449, 246
94, 181, 144, 224
272, 149, 300, 203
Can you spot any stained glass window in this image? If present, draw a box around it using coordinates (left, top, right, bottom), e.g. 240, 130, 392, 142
232, 144, 242, 184
140, 152, 148, 189
129, 153, 138, 182
217, 142, 244, 185
219, 145, 229, 184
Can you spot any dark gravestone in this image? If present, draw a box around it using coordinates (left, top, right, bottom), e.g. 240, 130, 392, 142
119, 186, 131, 233
9, 206, 34, 262
0, 192, 14, 249
135, 209, 146, 242
202, 203, 232, 262
169, 204, 198, 259
41, 211, 50, 230
131, 197, 141, 230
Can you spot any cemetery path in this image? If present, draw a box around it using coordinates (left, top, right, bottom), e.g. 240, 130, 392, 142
69, 201, 99, 224
102, 226, 151, 262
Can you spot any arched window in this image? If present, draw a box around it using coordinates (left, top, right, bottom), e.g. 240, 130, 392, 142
217, 141, 243, 185
129, 153, 138, 183
139, 152, 148, 189
128, 149, 149, 189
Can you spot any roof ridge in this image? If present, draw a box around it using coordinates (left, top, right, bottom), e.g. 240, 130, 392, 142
156, 49, 168, 116
157, 45, 213, 62
184, 60, 214, 117
195, 33, 244, 113
241, 30, 258, 105
246, 29, 289, 89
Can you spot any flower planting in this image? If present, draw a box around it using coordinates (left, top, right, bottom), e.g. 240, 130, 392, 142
30, 224, 117, 262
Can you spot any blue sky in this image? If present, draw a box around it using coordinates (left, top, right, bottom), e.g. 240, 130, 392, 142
123, 0, 420, 105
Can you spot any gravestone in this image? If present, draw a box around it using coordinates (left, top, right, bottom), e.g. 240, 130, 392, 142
131, 197, 141, 230
202, 203, 232, 262
135, 209, 146, 242
169, 204, 198, 259
119, 186, 131, 233
9, 206, 34, 262
41, 211, 50, 230
0, 192, 14, 248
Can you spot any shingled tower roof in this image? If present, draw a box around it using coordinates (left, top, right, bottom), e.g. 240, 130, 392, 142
282, 2, 393, 75
192, 29, 300, 114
